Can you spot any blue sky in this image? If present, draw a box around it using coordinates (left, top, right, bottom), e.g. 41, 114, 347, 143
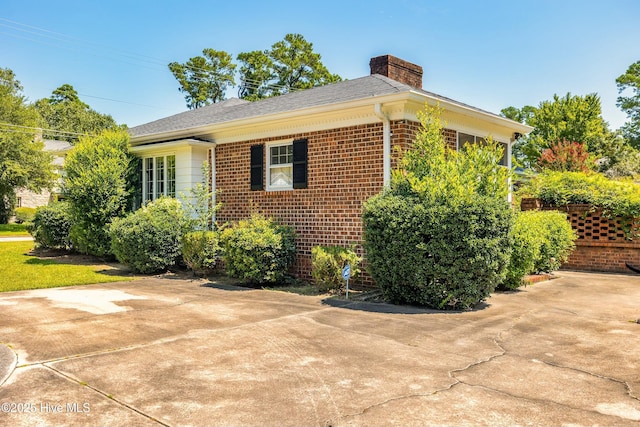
2, 0, 639, 129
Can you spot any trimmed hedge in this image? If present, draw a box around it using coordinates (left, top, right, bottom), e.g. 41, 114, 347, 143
500, 210, 576, 290
363, 192, 513, 310
182, 230, 220, 275
311, 245, 361, 293
14, 207, 36, 224
220, 215, 295, 284
28, 202, 72, 250
109, 198, 187, 274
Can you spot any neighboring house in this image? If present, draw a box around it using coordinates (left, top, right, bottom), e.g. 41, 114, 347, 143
15, 139, 72, 208
129, 55, 532, 280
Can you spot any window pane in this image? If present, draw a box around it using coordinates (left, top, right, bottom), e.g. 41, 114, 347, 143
145, 158, 154, 202
270, 166, 293, 187
156, 156, 165, 197
167, 155, 176, 197
270, 144, 293, 165
458, 132, 475, 149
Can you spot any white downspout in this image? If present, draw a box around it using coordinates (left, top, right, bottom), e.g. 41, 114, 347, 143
374, 103, 391, 186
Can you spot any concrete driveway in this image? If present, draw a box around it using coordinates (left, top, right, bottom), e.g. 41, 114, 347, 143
0, 271, 639, 426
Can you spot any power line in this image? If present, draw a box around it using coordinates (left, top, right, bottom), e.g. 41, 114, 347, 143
0, 122, 96, 138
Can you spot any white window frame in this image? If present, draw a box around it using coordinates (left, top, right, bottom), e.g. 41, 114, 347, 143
266, 141, 294, 191
142, 154, 176, 202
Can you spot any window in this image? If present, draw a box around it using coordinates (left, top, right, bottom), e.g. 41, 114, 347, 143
143, 155, 176, 202
458, 132, 508, 166
269, 143, 293, 190
251, 139, 307, 191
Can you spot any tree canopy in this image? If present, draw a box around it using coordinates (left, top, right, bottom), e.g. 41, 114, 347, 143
169, 34, 342, 108
34, 84, 120, 143
0, 68, 54, 222
616, 60, 640, 148
168, 49, 237, 109
503, 93, 614, 169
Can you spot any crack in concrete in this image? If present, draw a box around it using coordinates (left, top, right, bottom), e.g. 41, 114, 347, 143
42, 364, 169, 426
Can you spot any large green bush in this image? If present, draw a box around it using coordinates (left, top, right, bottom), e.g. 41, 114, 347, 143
109, 197, 187, 274
311, 245, 361, 293
363, 105, 513, 310
14, 207, 36, 224
182, 230, 220, 275
28, 202, 72, 250
500, 210, 576, 290
220, 215, 296, 284
64, 129, 132, 257
364, 193, 512, 309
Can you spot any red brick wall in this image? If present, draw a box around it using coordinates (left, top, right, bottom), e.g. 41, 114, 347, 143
521, 199, 640, 273
215, 121, 458, 283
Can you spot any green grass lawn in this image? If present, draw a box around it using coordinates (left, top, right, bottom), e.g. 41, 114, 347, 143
0, 241, 136, 292
0, 224, 30, 236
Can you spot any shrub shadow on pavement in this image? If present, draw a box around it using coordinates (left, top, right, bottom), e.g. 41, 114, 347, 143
322, 296, 490, 314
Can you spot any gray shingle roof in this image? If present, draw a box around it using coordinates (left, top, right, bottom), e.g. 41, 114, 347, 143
129, 74, 504, 138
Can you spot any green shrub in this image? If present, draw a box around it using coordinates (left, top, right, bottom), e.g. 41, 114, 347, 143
363, 193, 513, 310
182, 230, 220, 275
109, 197, 187, 274
520, 171, 640, 219
64, 130, 131, 257
14, 207, 36, 224
220, 215, 295, 284
28, 202, 72, 250
534, 210, 577, 272
500, 210, 577, 290
311, 245, 361, 293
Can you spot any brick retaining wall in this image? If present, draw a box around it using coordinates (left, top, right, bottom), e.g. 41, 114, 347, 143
521, 198, 640, 273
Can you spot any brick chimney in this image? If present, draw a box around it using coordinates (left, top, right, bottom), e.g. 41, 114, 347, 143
369, 55, 423, 89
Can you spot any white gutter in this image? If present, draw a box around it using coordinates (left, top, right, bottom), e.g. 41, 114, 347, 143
374, 103, 391, 187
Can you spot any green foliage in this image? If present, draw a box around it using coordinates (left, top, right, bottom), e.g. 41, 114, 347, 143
0, 68, 54, 223
109, 198, 187, 274
509, 93, 613, 169
34, 84, 120, 143
14, 207, 36, 224
616, 60, 640, 149
28, 202, 72, 250
520, 171, 640, 220
533, 211, 577, 272
364, 105, 513, 310
363, 193, 512, 310
220, 215, 296, 284
500, 105, 536, 124
500, 211, 576, 290
168, 49, 237, 109
182, 231, 220, 275
311, 245, 361, 293
180, 161, 222, 231
63, 129, 131, 257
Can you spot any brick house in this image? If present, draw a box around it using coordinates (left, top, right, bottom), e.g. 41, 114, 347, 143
129, 55, 531, 280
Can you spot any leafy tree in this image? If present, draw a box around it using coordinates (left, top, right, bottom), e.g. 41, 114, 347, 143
500, 105, 536, 124
0, 68, 54, 223
237, 50, 276, 101
616, 60, 640, 148
537, 140, 593, 172
507, 93, 613, 169
34, 84, 119, 143
63, 129, 131, 256
168, 49, 236, 109
266, 33, 342, 96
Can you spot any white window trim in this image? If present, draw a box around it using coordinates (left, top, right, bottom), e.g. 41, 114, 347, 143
266, 141, 293, 192
142, 154, 176, 202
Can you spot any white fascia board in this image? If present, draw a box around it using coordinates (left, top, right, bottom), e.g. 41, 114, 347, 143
129, 138, 215, 154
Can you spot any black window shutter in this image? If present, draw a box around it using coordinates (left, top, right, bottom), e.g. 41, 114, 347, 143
250, 144, 264, 190
292, 138, 308, 189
